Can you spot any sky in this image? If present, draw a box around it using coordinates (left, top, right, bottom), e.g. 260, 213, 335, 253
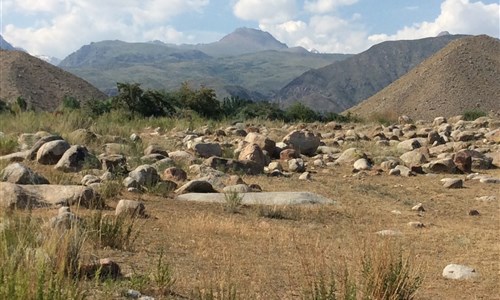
1, 0, 499, 59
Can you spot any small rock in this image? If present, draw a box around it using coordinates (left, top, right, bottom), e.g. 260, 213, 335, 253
298, 172, 311, 180
442, 178, 463, 189
468, 209, 480, 216
376, 230, 403, 236
391, 210, 402, 215
479, 177, 500, 184
115, 200, 146, 217
442, 264, 478, 280
411, 203, 425, 212
475, 196, 496, 202
353, 158, 371, 171
407, 221, 425, 228
288, 158, 306, 173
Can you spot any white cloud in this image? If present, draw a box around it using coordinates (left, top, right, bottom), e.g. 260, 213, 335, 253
2, 0, 210, 58
304, 0, 358, 14
369, 0, 500, 43
233, 0, 297, 23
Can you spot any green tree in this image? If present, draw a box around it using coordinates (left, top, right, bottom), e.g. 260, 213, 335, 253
61, 95, 81, 110
175, 82, 221, 119
285, 102, 319, 122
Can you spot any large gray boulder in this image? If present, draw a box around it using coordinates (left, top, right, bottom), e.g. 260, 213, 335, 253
128, 165, 160, 187
175, 180, 218, 194
238, 143, 267, 168
176, 192, 333, 206
194, 142, 222, 158
0, 182, 102, 209
244, 132, 277, 155
27, 135, 63, 160
55, 145, 100, 172
0, 163, 49, 184
36, 140, 70, 165
282, 130, 320, 156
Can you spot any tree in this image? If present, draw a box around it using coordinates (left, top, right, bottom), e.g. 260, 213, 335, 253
285, 102, 319, 122
175, 82, 221, 119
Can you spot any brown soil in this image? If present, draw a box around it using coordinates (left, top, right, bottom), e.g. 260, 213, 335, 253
347, 35, 500, 121
24, 164, 500, 299
0, 50, 106, 111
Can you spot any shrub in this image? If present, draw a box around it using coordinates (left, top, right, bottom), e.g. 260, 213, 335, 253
61, 95, 81, 110
463, 109, 486, 121
0, 136, 18, 155
152, 249, 176, 296
285, 102, 319, 122
223, 191, 243, 213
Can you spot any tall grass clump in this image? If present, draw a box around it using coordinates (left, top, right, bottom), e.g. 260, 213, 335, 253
0, 136, 18, 155
223, 191, 243, 214
0, 212, 85, 299
87, 210, 140, 250
303, 240, 422, 300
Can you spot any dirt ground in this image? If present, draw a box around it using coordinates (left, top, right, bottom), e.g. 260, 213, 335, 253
53, 164, 500, 299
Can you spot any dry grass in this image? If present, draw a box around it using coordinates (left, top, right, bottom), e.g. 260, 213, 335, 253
0, 111, 499, 299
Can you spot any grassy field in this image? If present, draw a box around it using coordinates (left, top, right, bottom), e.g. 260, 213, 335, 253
0, 111, 499, 299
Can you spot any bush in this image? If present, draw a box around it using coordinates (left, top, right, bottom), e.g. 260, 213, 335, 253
463, 109, 486, 121
87, 211, 140, 250
0, 136, 18, 155
223, 191, 243, 213
285, 102, 319, 122
176, 82, 222, 119
61, 95, 81, 110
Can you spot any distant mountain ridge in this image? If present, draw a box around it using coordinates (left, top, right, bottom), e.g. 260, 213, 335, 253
347, 35, 500, 120
59, 28, 349, 99
276, 34, 468, 112
0, 35, 16, 51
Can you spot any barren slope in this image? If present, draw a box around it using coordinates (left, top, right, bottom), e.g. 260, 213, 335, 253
347, 35, 500, 120
0, 50, 106, 111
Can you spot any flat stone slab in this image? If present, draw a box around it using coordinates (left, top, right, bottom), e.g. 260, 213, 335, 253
0, 182, 102, 209
176, 192, 334, 206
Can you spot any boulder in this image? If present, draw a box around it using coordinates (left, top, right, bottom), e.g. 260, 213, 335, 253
175, 180, 218, 194
238, 143, 267, 167
453, 150, 473, 173
397, 138, 424, 152
353, 158, 371, 171
115, 199, 146, 217
442, 178, 463, 189
27, 135, 63, 160
282, 130, 320, 156
176, 192, 333, 205
128, 165, 160, 187
288, 158, 306, 173
68, 129, 97, 144
99, 154, 128, 174
36, 140, 70, 165
0, 150, 31, 162
279, 148, 299, 160
55, 145, 100, 172
0, 163, 49, 184
335, 148, 367, 165
143, 145, 168, 157
162, 167, 187, 182
244, 132, 276, 155
194, 142, 222, 158
0, 182, 102, 209
399, 150, 428, 167
422, 158, 457, 174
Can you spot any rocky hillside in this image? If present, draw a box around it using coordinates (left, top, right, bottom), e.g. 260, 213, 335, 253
347, 35, 500, 121
276, 34, 467, 112
0, 50, 107, 111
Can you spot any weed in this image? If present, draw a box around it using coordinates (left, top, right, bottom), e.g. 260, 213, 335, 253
191, 282, 239, 300
223, 191, 243, 213
257, 205, 301, 220
152, 249, 176, 296
0, 136, 17, 155
87, 211, 140, 250
98, 180, 123, 200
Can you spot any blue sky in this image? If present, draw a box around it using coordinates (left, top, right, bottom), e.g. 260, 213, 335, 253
1, 0, 499, 58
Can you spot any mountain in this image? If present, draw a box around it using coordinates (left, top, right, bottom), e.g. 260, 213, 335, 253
276, 34, 468, 112
59, 28, 349, 99
0, 35, 16, 51
0, 50, 107, 111
346, 35, 500, 120
190, 27, 288, 57
36, 55, 62, 66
